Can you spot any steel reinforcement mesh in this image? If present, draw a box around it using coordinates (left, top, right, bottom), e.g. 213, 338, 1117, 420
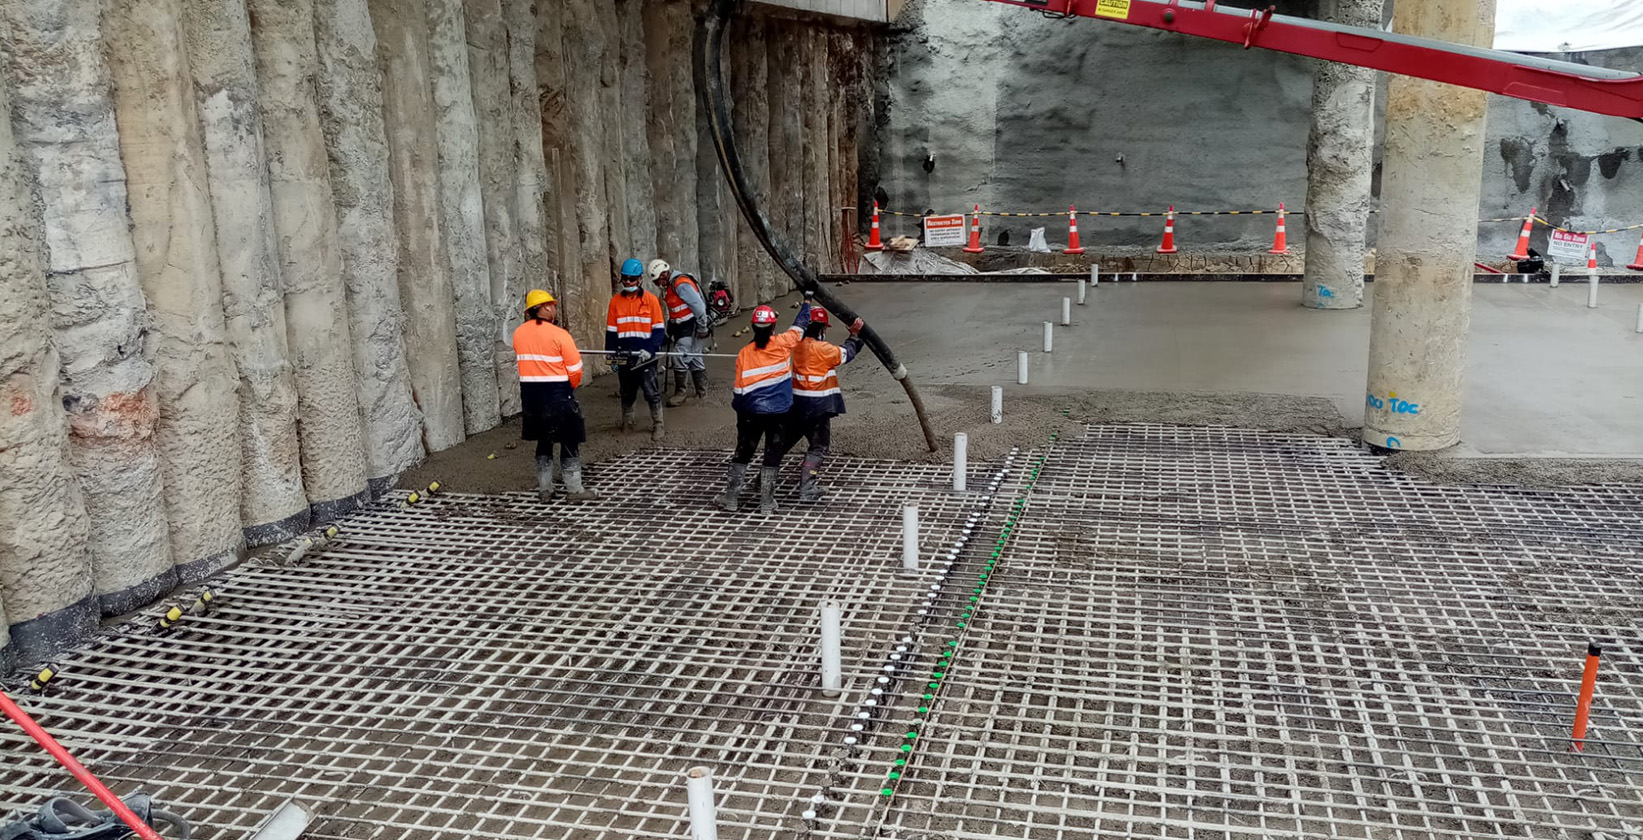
2, 428, 1640, 840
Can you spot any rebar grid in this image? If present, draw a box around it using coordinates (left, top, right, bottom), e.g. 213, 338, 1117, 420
1, 450, 996, 840
879, 424, 1643, 840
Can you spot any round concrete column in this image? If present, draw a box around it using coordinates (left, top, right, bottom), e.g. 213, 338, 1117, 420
1301, 0, 1383, 310
1364, 0, 1496, 451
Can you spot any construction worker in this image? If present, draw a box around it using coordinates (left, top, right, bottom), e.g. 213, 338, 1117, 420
606, 257, 667, 441
647, 259, 711, 406
715, 299, 811, 514
782, 307, 865, 502
513, 290, 596, 501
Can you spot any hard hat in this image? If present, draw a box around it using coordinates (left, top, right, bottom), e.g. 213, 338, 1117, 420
524, 289, 555, 312
646, 259, 671, 283
751, 305, 779, 327
620, 258, 644, 277
809, 308, 830, 327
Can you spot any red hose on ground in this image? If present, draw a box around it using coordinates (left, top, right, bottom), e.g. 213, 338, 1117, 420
0, 689, 167, 840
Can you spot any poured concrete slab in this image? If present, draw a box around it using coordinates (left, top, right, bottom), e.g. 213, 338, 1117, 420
847, 280, 1643, 458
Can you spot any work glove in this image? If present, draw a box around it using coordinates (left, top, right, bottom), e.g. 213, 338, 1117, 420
694, 324, 711, 340
848, 318, 865, 337
632, 349, 654, 364
802, 289, 815, 301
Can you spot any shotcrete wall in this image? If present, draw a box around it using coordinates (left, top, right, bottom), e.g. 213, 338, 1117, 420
0, 0, 880, 659
881, 0, 1643, 258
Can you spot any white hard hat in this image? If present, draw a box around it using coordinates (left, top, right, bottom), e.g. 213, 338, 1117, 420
646, 259, 671, 283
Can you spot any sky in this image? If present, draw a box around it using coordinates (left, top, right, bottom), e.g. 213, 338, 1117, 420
1494, 0, 1643, 52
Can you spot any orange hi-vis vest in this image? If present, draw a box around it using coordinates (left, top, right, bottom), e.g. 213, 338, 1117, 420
793, 339, 843, 398
513, 319, 584, 388
605, 290, 666, 353
664, 274, 701, 324
731, 325, 806, 414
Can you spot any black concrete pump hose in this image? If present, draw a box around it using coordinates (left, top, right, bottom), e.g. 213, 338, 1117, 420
695, 0, 939, 453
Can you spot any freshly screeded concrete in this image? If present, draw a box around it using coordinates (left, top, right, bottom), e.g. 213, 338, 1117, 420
838, 281, 1643, 459
3, 434, 1638, 839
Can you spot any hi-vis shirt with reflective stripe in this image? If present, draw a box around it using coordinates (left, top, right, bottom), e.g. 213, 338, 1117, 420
664, 273, 705, 324
731, 303, 810, 414
604, 290, 666, 355
792, 336, 862, 417
512, 320, 584, 387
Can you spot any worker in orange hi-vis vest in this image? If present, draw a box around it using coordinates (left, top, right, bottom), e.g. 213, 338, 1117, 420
513, 290, 595, 501
647, 259, 712, 406
714, 297, 812, 514
779, 307, 865, 503
605, 258, 668, 441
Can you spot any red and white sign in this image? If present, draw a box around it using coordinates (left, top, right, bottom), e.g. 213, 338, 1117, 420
923, 214, 967, 247
1547, 229, 1590, 264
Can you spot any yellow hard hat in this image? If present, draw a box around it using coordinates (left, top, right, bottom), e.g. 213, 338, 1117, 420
525, 289, 555, 312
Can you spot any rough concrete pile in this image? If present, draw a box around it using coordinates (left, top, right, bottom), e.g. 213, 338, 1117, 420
0, 0, 883, 664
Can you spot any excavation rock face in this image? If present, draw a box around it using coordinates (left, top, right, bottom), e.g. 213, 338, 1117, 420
182, 0, 311, 545
107, 0, 247, 586
0, 47, 94, 663
316, 0, 427, 489
2, 0, 173, 625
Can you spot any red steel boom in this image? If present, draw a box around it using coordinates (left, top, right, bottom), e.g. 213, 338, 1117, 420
982, 0, 1643, 120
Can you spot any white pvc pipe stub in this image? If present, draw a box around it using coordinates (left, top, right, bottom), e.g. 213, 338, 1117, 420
1076, 277, 1087, 305
1043, 322, 1053, 353
1550, 263, 1561, 288
1090, 264, 1100, 287
820, 603, 842, 697
1636, 302, 1642, 333
1588, 272, 1599, 309
686, 767, 719, 840
953, 433, 968, 493
1016, 352, 1028, 384
990, 385, 1003, 424
1061, 297, 1071, 326
902, 505, 919, 573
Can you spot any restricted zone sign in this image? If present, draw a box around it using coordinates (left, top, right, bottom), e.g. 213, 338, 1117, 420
1547, 229, 1590, 264
924, 214, 967, 247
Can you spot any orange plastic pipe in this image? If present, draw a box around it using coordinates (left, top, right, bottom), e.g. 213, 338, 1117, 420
0, 689, 166, 840
1571, 642, 1602, 751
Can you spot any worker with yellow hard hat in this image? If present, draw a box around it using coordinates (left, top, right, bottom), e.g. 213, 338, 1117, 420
513, 290, 596, 501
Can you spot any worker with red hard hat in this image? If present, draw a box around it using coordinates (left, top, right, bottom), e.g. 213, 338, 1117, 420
715, 296, 811, 513
780, 306, 865, 503
513, 290, 596, 501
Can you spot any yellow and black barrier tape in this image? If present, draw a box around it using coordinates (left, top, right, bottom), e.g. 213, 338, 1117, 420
1531, 214, 1643, 235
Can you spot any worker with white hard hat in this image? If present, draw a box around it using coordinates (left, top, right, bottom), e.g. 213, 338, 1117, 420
647, 258, 712, 406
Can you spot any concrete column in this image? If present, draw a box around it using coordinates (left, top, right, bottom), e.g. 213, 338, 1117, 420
501, 0, 547, 417
803, 30, 831, 272
562, 0, 615, 350
426, 0, 495, 440
617, 0, 658, 263
644, 0, 700, 271
315, 0, 427, 491
1301, 0, 1383, 310
766, 25, 804, 294
696, 25, 735, 302
248, 0, 372, 519
0, 53, 95, 661
2, 0, 173, 622
1364, 0, 1496, 452
599, 5, 632, 283
464, 0, 518, 422
534, 0, 577, 325
729, 16, 776, 306
181, 0, 310, 545
106, 0, 246, 585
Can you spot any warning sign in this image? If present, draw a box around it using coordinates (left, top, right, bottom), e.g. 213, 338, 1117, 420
1094, 0, 1132, 20
924, 214, 967, 248
1547, 229, 1590, 264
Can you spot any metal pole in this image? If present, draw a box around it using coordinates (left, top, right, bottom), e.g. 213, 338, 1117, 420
991, 386, 1003, 424
685, 767, 719, 840
902, 505, 919, 573
953, 433, 968, 493
820, 603, 842, 697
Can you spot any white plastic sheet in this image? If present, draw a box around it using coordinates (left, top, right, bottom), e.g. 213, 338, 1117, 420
1027, 227, 1050, 253
1494, 0, 1643, 53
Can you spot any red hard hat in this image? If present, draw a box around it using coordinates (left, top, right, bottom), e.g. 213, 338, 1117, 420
809, 308, 830, 327
751, 305, 779, 326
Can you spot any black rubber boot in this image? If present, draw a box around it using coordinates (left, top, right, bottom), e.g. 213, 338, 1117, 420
535, 455, 554, 502
691, 369, 709, 398
798, 453, 826, 502
759, 467, 781, 514
715, 463, 748, 512
666, 371, 689, 407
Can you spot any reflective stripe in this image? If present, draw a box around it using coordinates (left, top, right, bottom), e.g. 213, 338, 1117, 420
606, 325, 618, 332
616, 316, 652, 325
617, 330, 650, 339
515, 353, 564, 363
732, 371, 792, 395
566, 362, 583, 372
798, 371, 838, 383
743, 360, 792, 379
520, 374, 570, 382
795, 387, 842, 397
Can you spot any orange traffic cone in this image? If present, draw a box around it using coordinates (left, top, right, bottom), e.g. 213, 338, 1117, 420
866, 201, 883, 251
1063, 205, 1085, 255
963, 205, 984, 253
1626, 231, 1643, 271
1267, 203, 1290, 255
1156, 206, 1178, 254
1587, 241, 1598, 272
1508, 207, 1536, 260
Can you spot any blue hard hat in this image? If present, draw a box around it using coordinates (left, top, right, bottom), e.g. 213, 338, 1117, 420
620, 258, 644, 277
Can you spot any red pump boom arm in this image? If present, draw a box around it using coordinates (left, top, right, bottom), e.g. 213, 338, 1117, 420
982, 0, 1643, 120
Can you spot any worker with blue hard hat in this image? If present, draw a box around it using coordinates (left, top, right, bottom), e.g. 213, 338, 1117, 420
605, 257, 667, 440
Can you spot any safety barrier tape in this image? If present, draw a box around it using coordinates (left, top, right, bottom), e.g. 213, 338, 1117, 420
881, 207, 1534, 223
1531, 214, 1643, 235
